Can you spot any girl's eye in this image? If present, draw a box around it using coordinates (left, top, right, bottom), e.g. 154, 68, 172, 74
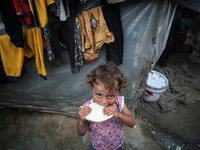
108, 95, 114, 99
96, 94, 102, 97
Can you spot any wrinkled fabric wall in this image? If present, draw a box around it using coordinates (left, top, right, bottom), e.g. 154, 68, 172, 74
0, 0, 176, 116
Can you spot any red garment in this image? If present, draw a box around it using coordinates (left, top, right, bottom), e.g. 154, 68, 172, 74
12, 0, 32, 26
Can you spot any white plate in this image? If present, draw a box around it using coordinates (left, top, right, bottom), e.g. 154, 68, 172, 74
85, 103, 114, 122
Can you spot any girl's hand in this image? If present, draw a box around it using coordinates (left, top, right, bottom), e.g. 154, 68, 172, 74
103, 106, 119, 118
78, 106, 92, 122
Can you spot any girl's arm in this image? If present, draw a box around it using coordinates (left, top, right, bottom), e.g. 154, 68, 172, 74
104, 103, 135, 127
76, 119, 88, 136
117, 103, 135, 127
76, 106, 91, 136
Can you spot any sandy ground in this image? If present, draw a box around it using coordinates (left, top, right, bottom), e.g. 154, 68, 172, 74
0, 45, 200, 150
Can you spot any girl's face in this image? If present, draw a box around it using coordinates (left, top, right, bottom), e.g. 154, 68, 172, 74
92, 81, 120, 106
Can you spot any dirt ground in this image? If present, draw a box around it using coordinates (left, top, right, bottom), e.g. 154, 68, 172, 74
0, 109, 164, 150
140, 45, 200, 149
0, 45, 200, 150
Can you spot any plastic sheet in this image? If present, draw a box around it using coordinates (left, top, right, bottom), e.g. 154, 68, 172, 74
0, 0, 176, 116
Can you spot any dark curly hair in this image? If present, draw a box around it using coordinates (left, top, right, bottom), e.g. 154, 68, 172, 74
85, 61, 127, 92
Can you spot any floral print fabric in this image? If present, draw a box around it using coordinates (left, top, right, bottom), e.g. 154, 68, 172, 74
74, 17, 83, 66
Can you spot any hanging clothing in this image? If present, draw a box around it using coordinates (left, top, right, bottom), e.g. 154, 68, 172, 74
60, 0, 69, 21
11, 0, 33, 26
23, 0, 29, 4
24, 27, 47, 77
68, 0, 79, 17
0, 0, 24, 47
43, 25, 55, 61
77, 0, 101, 14
0, 52, 27, 83
0, 53, 9, 84
53, 0, 70, 21
78, 6, 115, 63
48, 0, 71, 23
74, 17, 84, 67
48, 17, 78, 73
0, 27, 47, 78
0, 34, 24, 77
24, 42, 34, 59
28, 0, 57, 28
102, 1, 124, 65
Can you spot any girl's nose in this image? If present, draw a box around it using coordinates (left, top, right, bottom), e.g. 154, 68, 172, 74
102, 97, 108, 105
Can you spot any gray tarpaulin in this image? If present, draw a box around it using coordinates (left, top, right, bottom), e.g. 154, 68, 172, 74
0, 0, 176, 116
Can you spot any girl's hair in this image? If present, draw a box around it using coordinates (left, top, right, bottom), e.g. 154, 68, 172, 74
85, 61, 128, 92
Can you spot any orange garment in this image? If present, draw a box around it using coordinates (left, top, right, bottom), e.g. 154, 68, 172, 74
0, 27, 47, 77
0, 34, 24, 77
24, 42, 34, 58
24, 27, 47, 76
28, 0, 55, 28
78, 6, 114, 63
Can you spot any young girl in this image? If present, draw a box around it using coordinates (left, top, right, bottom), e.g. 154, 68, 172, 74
76, 61, 135, 150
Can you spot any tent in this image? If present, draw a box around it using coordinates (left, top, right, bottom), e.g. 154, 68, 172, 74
0, 0, 198, 116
